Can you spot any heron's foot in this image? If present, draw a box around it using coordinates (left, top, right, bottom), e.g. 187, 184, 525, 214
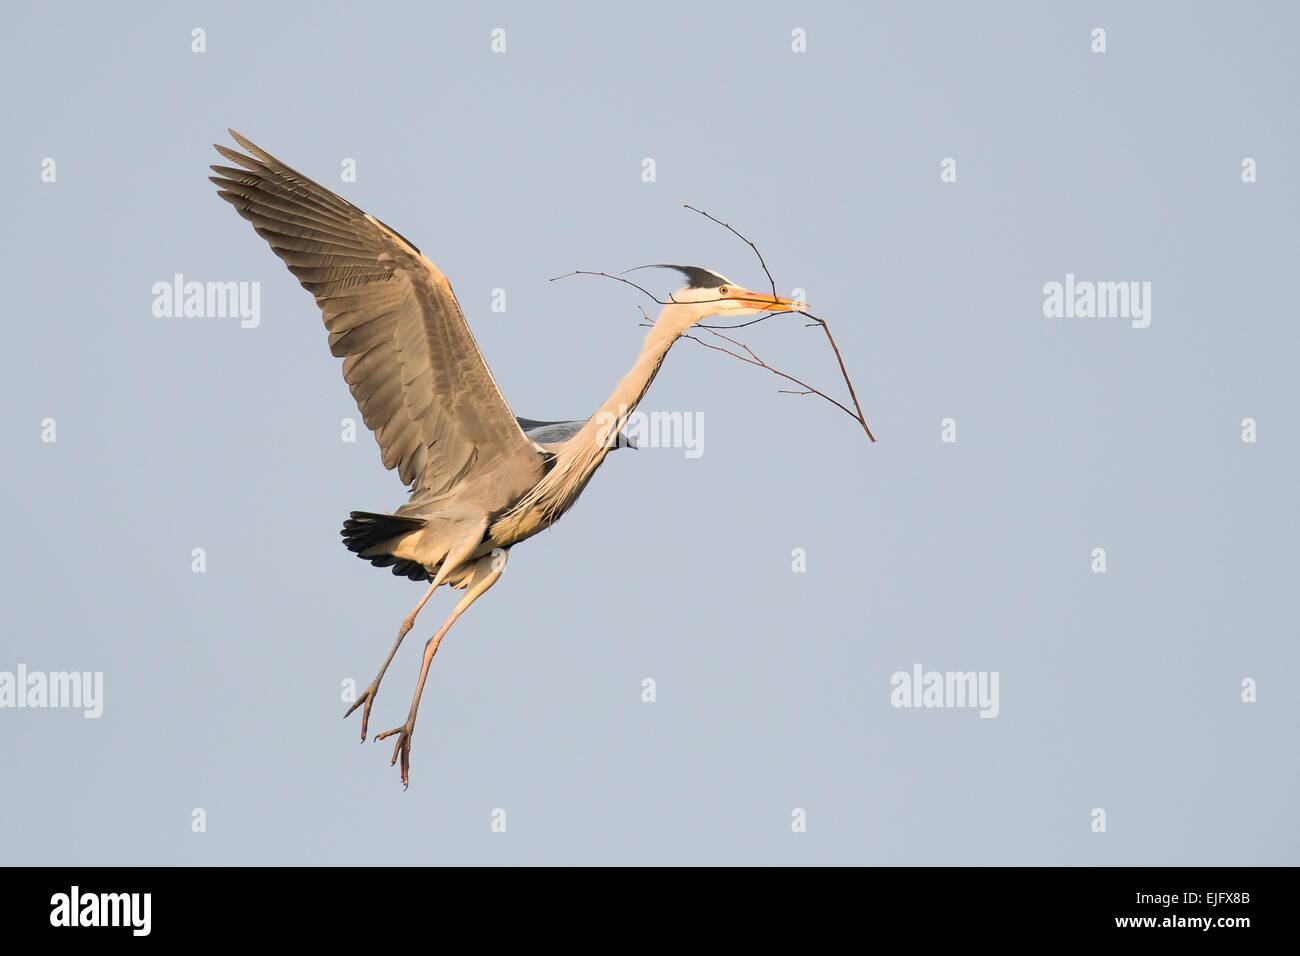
342, 680, 382, 742
374, 719, 415, 789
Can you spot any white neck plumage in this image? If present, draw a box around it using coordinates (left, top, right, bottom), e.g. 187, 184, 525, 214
491, 303, 698, 540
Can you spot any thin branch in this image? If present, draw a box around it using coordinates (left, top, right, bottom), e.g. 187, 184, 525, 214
698, 310, 793, 330
683, 204, 777, 299
682, 327, 868, 432
551, 269, 763, 309
796, 311, 875, 442
681, 205, 783, 329
550, 270, 674, 305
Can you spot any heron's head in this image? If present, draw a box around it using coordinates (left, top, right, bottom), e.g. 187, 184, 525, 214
633, 265, 805, 323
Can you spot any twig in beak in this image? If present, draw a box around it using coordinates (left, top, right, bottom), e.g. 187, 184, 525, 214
561, 209, 877, 443
680, 206, 875, 443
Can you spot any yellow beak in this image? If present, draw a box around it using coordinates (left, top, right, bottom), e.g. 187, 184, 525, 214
728, 288, 806, 311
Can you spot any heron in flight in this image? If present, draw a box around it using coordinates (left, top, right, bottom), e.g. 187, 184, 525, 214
211, 131, 802, 786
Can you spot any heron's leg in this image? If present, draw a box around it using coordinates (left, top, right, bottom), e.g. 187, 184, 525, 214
375, 549, 507, 788
343, 580, 437, 742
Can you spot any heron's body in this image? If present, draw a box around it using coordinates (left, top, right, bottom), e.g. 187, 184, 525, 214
211, 131, 800, 785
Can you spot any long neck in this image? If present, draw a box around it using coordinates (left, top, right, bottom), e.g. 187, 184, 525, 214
494, 305, 695, 536
577, 312, 686, 449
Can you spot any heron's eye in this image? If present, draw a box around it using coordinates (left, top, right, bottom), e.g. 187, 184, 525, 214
718, 286, 729, 295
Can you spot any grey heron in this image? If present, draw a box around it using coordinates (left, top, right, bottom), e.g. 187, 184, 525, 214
211, 131, 802, 786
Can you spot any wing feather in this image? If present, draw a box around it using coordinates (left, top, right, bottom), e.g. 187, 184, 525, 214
212, 131, 542, 496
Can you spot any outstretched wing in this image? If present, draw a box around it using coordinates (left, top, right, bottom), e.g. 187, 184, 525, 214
211, 130, 543, 497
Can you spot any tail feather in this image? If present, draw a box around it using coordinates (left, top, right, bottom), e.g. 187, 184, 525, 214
341, 511, 430, 581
